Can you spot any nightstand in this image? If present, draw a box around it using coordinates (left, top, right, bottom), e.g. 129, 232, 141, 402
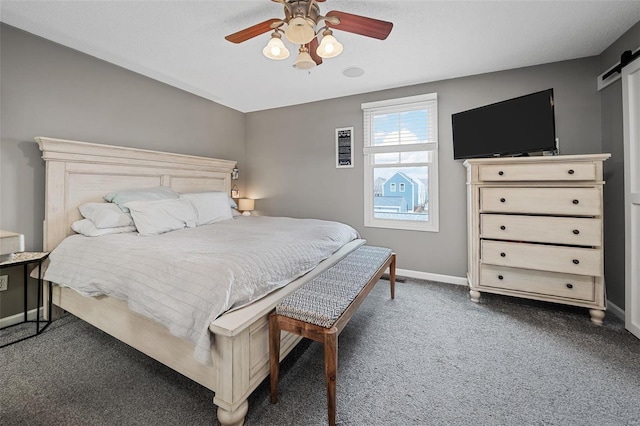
0, 251, 51, 347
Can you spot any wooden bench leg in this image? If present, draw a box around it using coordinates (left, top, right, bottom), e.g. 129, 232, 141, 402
324, 328, 338, 426
269, 312, 281, 404
390, 253, 396, 300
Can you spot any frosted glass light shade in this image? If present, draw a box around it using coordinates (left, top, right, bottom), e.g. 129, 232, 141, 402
262, 35, 290, 60
293, 49, 317, 70
285, 16, 315, 44
317, 33, 343, 58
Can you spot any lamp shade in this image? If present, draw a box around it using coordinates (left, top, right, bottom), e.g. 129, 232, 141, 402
317, 31, 343, 58
238, 198, 255, 212
263, 34, 290, 60
293, 48, 317, 70
0, 230, 25, 262
285, 16, 315, 45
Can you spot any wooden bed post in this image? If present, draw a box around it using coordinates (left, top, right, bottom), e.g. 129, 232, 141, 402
216, 401, 248, 426
213, 329, 251, 426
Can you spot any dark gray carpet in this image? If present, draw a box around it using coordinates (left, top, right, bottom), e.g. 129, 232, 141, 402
1, 279, 639, 425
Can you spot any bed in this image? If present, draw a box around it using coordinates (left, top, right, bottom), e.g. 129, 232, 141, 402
36, 136, 365, 426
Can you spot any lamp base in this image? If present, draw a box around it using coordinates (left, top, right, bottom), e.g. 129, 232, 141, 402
242, 211, 251, 216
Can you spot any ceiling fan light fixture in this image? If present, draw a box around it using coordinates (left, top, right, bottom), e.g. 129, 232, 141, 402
317, 29, 343, 59
285, 16, 316, 45
262, 32, 290, 60
225, 2, 393, 72
293, 46, 317, 70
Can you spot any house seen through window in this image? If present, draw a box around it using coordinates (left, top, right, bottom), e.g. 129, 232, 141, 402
362, 93, 439, 232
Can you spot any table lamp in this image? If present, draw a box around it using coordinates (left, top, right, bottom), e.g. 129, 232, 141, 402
0, 230, 25, 262
237, 198, 255, 216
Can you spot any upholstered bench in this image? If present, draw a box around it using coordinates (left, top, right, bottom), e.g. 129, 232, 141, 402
269, 245, 396, 426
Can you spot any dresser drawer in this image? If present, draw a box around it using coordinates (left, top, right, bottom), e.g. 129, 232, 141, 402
479, 264, 595, 302
481, 214, 602, 246
481, 240, 602, 276
478, 162, 597, 182
480, 187, 601, 215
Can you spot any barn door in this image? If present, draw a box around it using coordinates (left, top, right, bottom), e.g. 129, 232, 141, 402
623, 57, 640, 339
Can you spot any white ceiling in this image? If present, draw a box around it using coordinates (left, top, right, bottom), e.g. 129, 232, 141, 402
2, 1, 640, 113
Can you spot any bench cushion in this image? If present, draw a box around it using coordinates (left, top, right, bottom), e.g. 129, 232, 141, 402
275, 246, 392, 328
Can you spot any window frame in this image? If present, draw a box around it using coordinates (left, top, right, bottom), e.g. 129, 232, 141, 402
362, 93, 439, 232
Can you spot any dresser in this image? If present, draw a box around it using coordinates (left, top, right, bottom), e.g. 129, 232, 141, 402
464, 154, 611, 324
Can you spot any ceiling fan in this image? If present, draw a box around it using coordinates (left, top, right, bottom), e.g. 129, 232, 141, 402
225, 0, 393, 70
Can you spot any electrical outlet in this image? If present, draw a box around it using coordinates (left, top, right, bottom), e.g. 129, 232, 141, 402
0, 275, 8, 291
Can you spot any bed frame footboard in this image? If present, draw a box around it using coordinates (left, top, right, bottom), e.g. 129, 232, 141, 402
53, 283, 304, 426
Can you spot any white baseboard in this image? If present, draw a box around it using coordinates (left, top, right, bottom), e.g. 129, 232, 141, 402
0, 308, 39, 328
395, 269, 627, 322
396, 268, 468, 286
606, 300, 625, 320
5, 274, 620, 321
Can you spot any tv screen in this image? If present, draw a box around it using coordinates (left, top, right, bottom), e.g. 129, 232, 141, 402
452, 89, 556, 160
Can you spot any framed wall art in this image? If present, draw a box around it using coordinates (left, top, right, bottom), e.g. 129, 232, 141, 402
335, 126, 354, 168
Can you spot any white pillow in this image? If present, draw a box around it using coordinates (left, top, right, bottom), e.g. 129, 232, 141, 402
104, 186, 179, 212
124, 198, 197, 236
78, 203, 134, 228
72, 219, 137, 237
179, 192, 233, 226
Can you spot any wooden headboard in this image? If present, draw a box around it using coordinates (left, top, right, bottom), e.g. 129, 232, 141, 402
36, 137, 237, 251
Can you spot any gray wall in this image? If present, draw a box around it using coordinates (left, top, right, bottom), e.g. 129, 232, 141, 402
0, 24, 246, 317
1, 18, 636, 319
245, 58, 603, 280
599, 20, 640, 309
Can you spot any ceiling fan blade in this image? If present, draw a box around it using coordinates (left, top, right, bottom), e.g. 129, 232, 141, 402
225, 18, 282, 44
307, 37, 323, 66
325, 11, 393, 40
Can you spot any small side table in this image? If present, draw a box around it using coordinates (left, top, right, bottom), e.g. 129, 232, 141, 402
0, 251, 51, 347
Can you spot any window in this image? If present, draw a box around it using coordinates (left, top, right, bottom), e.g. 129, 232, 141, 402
362, 93, 439, 232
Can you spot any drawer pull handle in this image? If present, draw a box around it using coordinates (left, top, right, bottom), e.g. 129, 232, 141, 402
573, 259, 580, 265
500, 252, 506, 257
566, 283, 574, 289
573, 199, 580, 205
568, 169, 575, 175
573, 229, 580, 235
500, 198, 506, 203
500, 225, 506, 230
498, 275, 504, 280
498, 171, 504, 176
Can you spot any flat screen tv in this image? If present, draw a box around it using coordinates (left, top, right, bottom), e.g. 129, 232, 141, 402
452, 88, 556, 160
